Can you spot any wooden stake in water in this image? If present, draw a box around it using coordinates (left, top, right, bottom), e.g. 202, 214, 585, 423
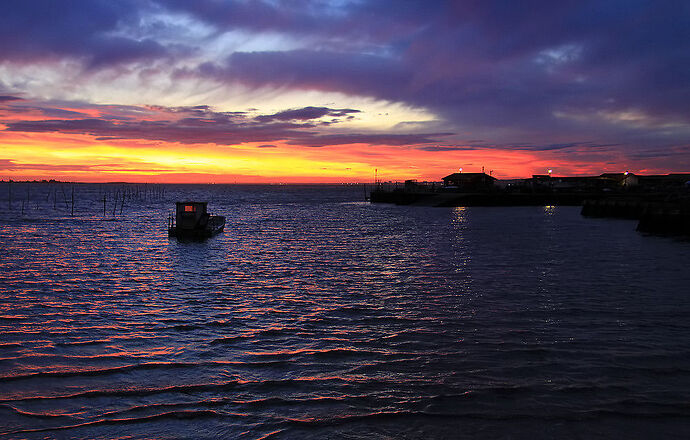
8, 180, 11, 210
61, 185, 69, 209
71, 185, 74, 216
103, 195, 106, 217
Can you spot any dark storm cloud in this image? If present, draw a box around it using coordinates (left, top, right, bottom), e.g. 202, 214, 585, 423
0, 0, 168, 66
158, 0, 326, 33
5, 1, 688, 130
190, 0, 690, 146
201, 50, 408, 98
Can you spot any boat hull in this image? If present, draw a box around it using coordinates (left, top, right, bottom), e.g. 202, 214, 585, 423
169, 216, 225, 239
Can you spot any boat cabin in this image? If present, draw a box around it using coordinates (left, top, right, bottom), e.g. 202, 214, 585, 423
175, 201, 209, 230
168, 201, 226, 239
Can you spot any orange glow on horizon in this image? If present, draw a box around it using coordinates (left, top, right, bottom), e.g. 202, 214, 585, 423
0, 130, 677, 183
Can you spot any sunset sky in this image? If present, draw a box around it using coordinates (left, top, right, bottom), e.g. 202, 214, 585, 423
1, 0, 689, 182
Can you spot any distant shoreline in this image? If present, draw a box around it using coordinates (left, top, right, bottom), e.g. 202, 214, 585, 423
0, 180, 369, 185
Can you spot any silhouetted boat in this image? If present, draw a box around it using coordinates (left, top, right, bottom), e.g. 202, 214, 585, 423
168, 201, 225, 239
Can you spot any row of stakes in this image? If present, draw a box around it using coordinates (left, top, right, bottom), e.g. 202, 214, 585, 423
4, 182, 166, 217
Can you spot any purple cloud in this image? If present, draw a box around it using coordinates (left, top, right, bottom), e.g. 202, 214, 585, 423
202, 50, 408, 99
182, 1, 690, 151
0, 96, 23, 102
256, 106, 360, 122
0, 158, 169, 173
2, 101, 450, 147
289, 132, 452, 148
0, 0, 170, 67
417, 145, 479, 152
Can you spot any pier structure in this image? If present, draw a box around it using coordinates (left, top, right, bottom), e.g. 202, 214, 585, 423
369, 171, 690, 236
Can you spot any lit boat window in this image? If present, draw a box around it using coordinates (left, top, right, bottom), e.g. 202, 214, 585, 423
184, 205, 195, 212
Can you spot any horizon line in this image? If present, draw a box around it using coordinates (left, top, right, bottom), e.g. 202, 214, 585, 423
3, 170, 690, 186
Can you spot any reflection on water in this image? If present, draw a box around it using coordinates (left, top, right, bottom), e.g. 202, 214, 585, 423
1, 184, 690, 439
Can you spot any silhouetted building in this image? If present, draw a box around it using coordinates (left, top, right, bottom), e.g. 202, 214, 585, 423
442, 173, 497, 191
404, 179, 419, 190
600, 173, 639, 187
528, 175, 612, 192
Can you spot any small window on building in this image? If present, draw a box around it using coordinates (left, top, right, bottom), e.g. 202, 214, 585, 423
184, 205, 195, 212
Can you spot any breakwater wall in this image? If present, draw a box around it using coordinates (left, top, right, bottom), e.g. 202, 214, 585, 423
581, 198, 653, 219
582, 198, 690, 236
370, 188, 690, 237
369, 190, 594, 207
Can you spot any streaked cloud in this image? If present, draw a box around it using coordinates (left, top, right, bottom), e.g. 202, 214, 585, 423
2, 99, 448, 147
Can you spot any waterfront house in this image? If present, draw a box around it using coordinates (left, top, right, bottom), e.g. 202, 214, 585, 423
528, 175, 610, 192
442, 172, 497, 191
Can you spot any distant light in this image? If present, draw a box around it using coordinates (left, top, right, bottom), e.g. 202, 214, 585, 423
459, 168, 463, 172
624, 171, 629, 175
547, 169, 553, 174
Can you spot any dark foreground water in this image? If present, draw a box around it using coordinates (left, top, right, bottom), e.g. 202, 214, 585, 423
1, 183, 689, 439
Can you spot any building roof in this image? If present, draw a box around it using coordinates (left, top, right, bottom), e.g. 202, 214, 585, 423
640, 174, 690, 180
176, 201, 208, 205
442, 172, 497, 181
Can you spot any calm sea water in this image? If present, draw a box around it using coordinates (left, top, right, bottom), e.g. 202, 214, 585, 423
1, 183, 689, 439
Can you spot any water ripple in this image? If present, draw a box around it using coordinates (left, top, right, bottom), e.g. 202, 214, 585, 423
1, 184, 690, 438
